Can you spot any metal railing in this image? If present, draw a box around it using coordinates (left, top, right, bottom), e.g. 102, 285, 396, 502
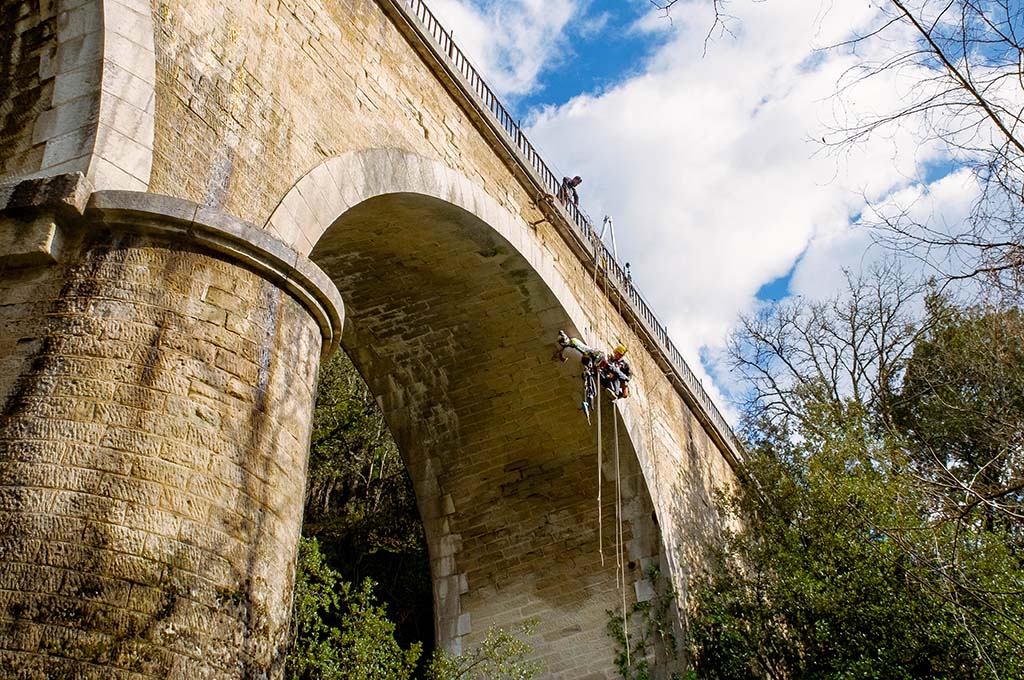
400, 0, 746, 464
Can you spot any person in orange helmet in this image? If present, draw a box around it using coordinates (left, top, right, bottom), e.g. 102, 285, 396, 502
556, 331, 632, 400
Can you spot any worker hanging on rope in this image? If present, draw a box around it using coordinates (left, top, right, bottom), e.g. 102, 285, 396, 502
555, 330, 632, 420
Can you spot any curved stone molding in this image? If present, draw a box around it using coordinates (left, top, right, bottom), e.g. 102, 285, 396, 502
89, 191, 344, 355
265, 148, 589, 332
30, 0, 156, 190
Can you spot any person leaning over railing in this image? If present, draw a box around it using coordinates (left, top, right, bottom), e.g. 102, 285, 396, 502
559, 175, 582, 207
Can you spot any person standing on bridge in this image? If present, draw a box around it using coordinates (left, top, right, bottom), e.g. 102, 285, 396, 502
559, 175, 582, 207
556, 331, 631, 400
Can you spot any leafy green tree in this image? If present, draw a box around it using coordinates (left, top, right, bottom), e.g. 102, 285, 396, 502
285, 538, 541, 680
894, 295, 1024, 537
304, 351, 432, 648
286, 537, 421, 680
689, 268, 1024, 679
424, 622, 540, 680
689, 425, 1003, 679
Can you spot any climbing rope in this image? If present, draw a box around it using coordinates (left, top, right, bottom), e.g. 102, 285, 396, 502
597, 373, 604, 567
586, 269, 671, 666
594, 265, 629, 664
568, 254, 636, 662
614, 409, 629, 666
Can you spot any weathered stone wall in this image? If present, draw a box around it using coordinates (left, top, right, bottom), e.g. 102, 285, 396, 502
0, 0, 57, 178
275, 148, 735, 677
311, 189, 669, 678
0, 193, 329, 678
147, 0, 545, 231
143, 0, 740, 583
0, 0, 157, 191
0, 0, 742, 677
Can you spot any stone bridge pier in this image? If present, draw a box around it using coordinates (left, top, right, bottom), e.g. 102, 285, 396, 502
0, 178, 343, 678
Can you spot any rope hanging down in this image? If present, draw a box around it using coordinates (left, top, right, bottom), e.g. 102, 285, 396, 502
614, 408, 629, 666
597, 377, 604, 566
553, 260, 639, 662
597, 269, 628, 648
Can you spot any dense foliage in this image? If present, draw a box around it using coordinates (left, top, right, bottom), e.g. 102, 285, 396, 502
689, 276, 1024, 679
425, 622, 541, 680
283, 351, 430, 678
302, 351, 433, 649
287, 537, 422, 680
285, 535, 540, 680
894, 297, 1024, 538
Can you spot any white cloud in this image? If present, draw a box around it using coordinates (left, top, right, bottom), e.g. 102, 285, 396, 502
425, 0, 581, 96
577, 9, 610, 38
522, 0, 982, 419
417, 0, 991, 422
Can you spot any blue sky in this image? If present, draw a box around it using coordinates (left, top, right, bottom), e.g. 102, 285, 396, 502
756, 261, 797, 302
513, 0, 658, 112
423, 0, 982, 419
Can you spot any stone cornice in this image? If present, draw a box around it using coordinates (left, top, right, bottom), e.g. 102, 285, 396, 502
86, 191, 344, 358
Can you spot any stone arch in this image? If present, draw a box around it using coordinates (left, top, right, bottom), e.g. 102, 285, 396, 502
0, 0, 156, 189
270, 149, 678, 676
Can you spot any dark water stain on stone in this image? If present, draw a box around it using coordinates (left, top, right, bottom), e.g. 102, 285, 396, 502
203, 144, 236, 210
0, 0, 57, 175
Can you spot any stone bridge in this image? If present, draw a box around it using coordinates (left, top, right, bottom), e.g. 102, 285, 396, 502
0, 0, 742, 677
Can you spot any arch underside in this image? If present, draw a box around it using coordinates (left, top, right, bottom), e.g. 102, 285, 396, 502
310, 193, 665, 677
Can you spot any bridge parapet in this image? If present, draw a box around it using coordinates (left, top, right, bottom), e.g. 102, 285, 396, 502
380, 0, 746, 469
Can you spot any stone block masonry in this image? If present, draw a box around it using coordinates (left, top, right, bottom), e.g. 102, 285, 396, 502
0, 0, 744, 675
0, 0, 157, 191
0, 186, 342, 678
0, 0, 59, 179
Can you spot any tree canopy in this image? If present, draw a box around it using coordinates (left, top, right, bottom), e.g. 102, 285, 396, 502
688, 269, 1024, 679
